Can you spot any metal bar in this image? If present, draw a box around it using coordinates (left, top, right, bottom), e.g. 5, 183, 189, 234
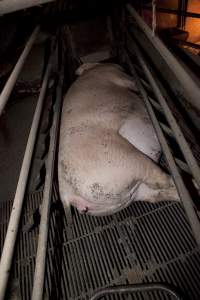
138, 88, 192, 175
177, 0, 182, 28
126, 5, 200, 115
90, 283, 183, 300
127, 35, 200, 189
31, 55, 64, 300
139, 5, 200, 19
172, 38, 200, 50
0, 51, 52, 300
175, 158, 191, 174
140, 98, 191, 174
123, 50, 200, 246
148, 96, 163, 113
0, 0, 55, 15
0, 26, 40, 116
160, 122, 174, 137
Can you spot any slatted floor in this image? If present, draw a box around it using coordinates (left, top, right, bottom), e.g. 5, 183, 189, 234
1, 185, 200, 300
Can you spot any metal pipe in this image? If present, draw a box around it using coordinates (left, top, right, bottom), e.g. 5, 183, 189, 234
126, 4, 200, 116
0, 26, 40, 116
0, 0, 55, 15
175, 158, 191, 174
90, 283, 183, 300
139, 5, 200, 19
31, 61, 64, 300
160, 122, 174, 137
0, 53, 52, 300
127, 35, 200, 189
172, 38, 200, 50
123, 50, 200, 246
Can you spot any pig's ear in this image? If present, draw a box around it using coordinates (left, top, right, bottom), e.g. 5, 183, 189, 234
75, 63, 100, 76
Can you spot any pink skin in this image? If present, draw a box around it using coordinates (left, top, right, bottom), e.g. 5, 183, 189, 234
59, 63, 179, 217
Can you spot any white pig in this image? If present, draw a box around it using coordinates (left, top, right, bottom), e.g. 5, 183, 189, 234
58, 63, 179, 216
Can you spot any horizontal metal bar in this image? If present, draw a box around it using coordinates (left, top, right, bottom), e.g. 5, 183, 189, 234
140, 5, 200, 19
0, 51, 52, 300
0, 26, 40, 116
0, 0, 55, 15
90, 283, 183, 300
172, 38, 200, 50
126, 4, 200, 120
123, 49, 200, 247
31, 53, 64, 300
127, 32, 200, 190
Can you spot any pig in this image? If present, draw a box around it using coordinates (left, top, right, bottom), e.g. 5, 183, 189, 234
58, 63, 179, 216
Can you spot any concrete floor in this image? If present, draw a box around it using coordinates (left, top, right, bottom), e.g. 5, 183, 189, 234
0, 45, 44, 203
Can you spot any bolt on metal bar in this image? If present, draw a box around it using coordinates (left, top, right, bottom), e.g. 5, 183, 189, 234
0, 48, 52, 300
126, 4, 200, 118
123, 50, 200, 246
31, 59, 64, 300
127, 34, 200, 189
90, 283, 183, 300
0, 26, 40, 116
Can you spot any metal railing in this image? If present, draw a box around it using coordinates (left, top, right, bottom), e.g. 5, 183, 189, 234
125, 4, 200, 246
90, 283, 183, 300
31, 48, 65, 300
0, 31, 55, 300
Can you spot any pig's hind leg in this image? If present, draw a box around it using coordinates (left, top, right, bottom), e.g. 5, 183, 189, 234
135, 182, 180, 203
139, 158, 180, 203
